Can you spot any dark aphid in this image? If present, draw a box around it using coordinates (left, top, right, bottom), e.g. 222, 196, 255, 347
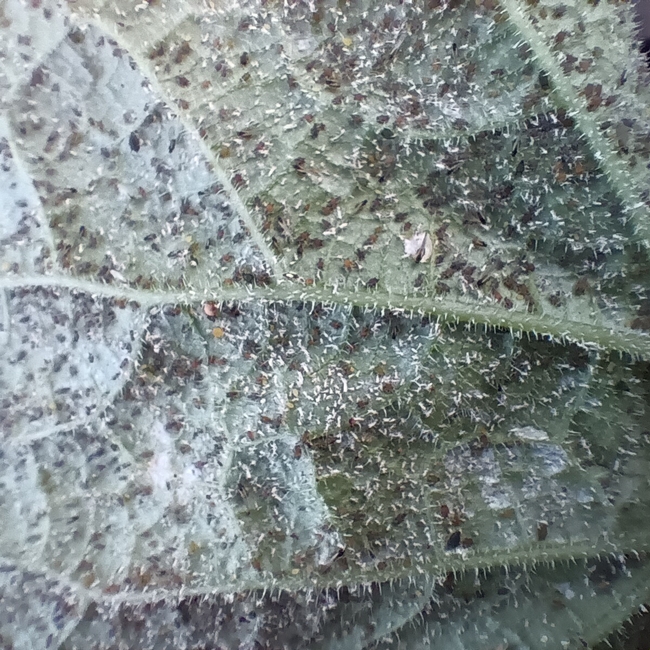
537, 522, 548, 541
293, 157, 307, 176
236, 129, 254, 140
352, 200, 367, 215
392, 512, 407, 526
129, 132, 140, 152
445, 531, 461, 550
168, 138, 176, 154
538, 70, 550, 91
443, 572, 455, 593
511, 137, 519, 157
310, 123, 326, 139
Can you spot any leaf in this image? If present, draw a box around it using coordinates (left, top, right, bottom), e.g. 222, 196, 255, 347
1, 0, 650, 647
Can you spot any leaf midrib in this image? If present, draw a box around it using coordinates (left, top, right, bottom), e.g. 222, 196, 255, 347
2, 273, 648, 355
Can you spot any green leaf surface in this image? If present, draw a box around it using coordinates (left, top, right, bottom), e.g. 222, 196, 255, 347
1, 0, 650, 647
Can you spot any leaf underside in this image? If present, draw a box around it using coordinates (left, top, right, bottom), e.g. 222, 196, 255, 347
1, 0, 650, 648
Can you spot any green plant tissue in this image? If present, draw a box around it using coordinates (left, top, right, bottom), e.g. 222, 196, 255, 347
1, 0, 650, 648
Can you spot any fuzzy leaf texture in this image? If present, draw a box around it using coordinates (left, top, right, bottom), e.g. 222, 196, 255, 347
1, 0, 650, 648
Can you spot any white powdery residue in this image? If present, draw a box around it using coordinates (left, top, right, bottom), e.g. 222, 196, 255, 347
176, 465, 201, 507
148, 421, 174, 495
481, 484, 514, 510
402, 231, 433, 263
555, 583, 575, 600
444, 446, 501, 478
147, 420, 200, 506
529, 444, 568, 477
510, 425, 549, 441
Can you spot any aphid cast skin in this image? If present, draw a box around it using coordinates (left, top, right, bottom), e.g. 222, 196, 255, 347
403, 231, 433, 263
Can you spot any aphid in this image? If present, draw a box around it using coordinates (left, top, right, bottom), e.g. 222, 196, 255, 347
203, 302, 219, 318
310, 123, 326, 139
511, 137, 520, 157
538, 70, 550, 91
321, 197, 340, 216
174, 40, 192, 64
445, 530, 461, 550
232, 172, 247, 189
573, 276, 590, 296
537, 522, 548, 541
392, 512, 407, 526
236, 129, 254, 140
292, 157, 307, 176
129, 132, 140, 152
